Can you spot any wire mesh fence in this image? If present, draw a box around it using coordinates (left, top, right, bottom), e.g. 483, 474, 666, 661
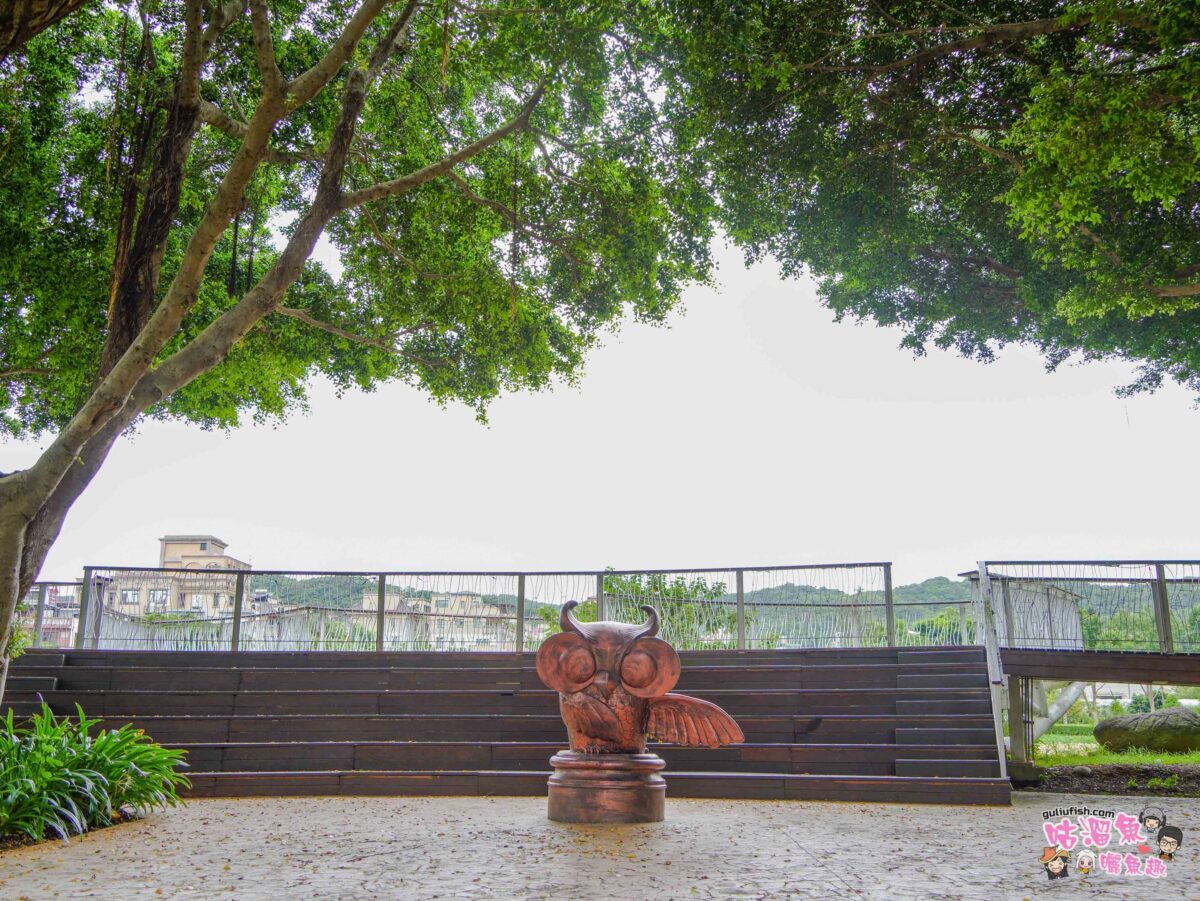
15, 582, 83, 649
35, 559, 1198, 655
64, 563, 953, 653
976, 561, 1200, 653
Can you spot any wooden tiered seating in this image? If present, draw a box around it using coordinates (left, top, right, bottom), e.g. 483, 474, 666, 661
5, 646, 1009, 804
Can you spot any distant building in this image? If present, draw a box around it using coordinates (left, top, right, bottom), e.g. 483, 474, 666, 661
103, 535, 251, 618
361, 589, 519, 649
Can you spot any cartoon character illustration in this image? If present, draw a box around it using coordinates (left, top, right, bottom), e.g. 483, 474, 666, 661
1140, 806, 1166, 833
1157, 826, 1183, 862
1076, 850, 1095, 874
1039, 846, 1070, 879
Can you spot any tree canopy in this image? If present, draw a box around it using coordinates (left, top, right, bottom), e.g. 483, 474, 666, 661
671, 1, 1200, 397
0, 0, 1198, 656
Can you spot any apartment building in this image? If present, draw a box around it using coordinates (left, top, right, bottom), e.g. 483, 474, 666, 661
102, 535, 251, 618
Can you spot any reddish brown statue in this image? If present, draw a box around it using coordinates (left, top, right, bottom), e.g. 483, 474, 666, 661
536, 601, 744, 823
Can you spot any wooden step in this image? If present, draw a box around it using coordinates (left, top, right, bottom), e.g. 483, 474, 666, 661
34, 663, 986, 694
49, 712, 994, 745
168, 740, 1001, 776
12, 652, 64, 668
894, 758, 1002, 778
896, 673, 988, 688
180, 769, 1010, 805
896, 727, 996, 745
3, 686, 992, 718
3, 675, 57, 692
47, 646, 983, 670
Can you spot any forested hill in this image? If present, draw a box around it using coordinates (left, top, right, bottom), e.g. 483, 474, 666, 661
247, 573, 973, 610
730, 576, 971, 607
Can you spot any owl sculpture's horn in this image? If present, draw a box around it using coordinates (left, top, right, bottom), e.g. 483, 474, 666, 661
560, 600, 584, 635
634, 605, 659, 639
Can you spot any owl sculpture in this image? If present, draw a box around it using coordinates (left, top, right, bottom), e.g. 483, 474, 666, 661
535, 601, 744, 753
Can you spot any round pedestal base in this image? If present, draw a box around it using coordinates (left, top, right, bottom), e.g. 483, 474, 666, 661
547, 751, 666, 824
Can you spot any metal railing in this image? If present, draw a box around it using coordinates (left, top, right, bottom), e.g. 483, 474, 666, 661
971, 560, 1200, 654
16, 582, 84, 649
49, 561, 990, 652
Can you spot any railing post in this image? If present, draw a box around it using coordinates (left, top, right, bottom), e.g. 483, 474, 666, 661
375, 574, 387, 652
1152, 563, 1174, 655
75, 568, 94, 649
89, 573, 105, 649
33, 584, 48, 648
883, 563, 896, 647
958, 602, 969, 646
976, 561, 1008, 780
1001, 579, 1015, 648
595, 573, 605, 621
230, 571, 245, 652
516, 574, 526, 653
735, 570, 745, 650
1008, 674, 1027, 764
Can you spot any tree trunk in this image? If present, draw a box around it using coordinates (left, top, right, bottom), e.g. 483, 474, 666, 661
1032, 681, 1087, 742
0, 0, 99, 62
0, 72, 201, 705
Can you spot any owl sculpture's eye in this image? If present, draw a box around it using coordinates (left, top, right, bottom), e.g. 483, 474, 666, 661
535, 632, 598, 693
618, 637, 681, 698
562, 646, 596, 683
620, 649, 657, 689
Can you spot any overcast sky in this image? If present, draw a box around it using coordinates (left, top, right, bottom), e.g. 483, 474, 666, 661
5, 239, 1199, 586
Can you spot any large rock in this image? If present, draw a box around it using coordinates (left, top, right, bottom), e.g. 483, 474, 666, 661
1094, 707, 1200, 753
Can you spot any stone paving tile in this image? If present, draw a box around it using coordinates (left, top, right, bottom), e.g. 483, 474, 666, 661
0, 792, 1197, 900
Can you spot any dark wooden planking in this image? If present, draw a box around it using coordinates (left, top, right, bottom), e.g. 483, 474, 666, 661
1000, 649, 1200, 685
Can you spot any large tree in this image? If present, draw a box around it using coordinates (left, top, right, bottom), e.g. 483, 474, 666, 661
2, 1, 1199, 666
670, 1, 1200, 396
0, 0, 717, 659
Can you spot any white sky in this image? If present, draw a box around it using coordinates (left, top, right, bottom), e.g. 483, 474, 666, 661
5, 239, 1199, 585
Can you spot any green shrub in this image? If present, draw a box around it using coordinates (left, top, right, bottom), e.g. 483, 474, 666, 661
0, 704, 188, 841
1108, 700, 1125, 716
1128, 690, 1179, 713
2, 622, 31, 662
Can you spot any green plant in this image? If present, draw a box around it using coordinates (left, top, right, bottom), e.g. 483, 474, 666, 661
1126, 778, 1139, 790
0, 704, 188, 841
1128, 690, 1180, 713
1146, 774, 1179, 790
2, 622, 31, 662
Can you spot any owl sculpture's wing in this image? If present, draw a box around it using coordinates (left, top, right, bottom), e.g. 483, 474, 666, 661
646, 693, 744, 747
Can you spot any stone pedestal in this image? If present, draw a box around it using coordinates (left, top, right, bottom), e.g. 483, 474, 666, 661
547, 750, 666, 823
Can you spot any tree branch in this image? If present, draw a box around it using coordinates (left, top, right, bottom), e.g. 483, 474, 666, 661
199, 100, 322, 163
247, 0, 285, 99
937, 131, 1026, 174
286, 0, 392, 109
801, 16, 1094, 75
359, 203, 462, 279
275, 307, 441, 366
340, 83, 546, 209
446, 170, 582, 266
0, 368, 51, 380
1151, 282, 1200, 298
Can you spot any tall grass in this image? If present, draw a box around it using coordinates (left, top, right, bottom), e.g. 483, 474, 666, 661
0, 704, 188, 841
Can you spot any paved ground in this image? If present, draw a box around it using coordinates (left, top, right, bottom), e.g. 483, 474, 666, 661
1, 792, 1196, 900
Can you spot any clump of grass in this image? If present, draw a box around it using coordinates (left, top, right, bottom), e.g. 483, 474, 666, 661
0, 704, 188, 842
1034, 745, 1200, 768
1147, 774, 1180, 789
